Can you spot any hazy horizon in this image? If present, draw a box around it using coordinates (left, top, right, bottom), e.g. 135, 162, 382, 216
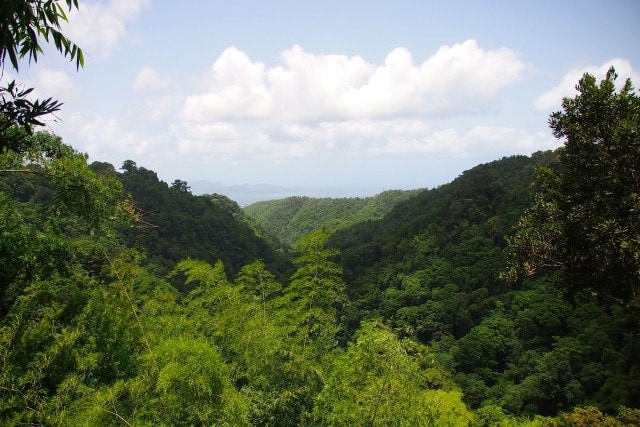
12, 0, 638, 193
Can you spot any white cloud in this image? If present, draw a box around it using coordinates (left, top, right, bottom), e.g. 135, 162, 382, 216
535, 59, 638, 111
61, 0, 151, 59
0, 69, 77, 128
181, 40, 526, 124
417, 40, 525, 114
175, 41, 541, 170
267, 45, 375, 121
365, 125, 557, 158
182, 47, 272, 122
183, 122, 242, 142
177, 117, 557, 165
142, 95, 181, 120
45, 40, 548, 188
133, 66, 168, 91
420, 40, 524, 96
57, 113, 151, 161
0, 70, 16, 86
1, 68, 76, 101
31, 68, 78, 100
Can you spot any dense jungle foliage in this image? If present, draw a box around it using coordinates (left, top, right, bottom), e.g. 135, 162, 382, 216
244, 189, 424, 247
330, 151, 640, 417
1, 3, 639, 424
113, 160, 291, 280
2, 139, 639, 424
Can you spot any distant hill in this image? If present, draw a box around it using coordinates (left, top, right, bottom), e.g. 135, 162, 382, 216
113, 164, 291, 279
243, 189, 424, 247
331, 153, 555, 306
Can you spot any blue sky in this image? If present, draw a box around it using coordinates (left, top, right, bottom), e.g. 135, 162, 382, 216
10, 0, 640, 196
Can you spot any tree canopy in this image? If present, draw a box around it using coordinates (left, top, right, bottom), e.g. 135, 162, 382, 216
244, 190, 423, 247
506, 67, 640, 310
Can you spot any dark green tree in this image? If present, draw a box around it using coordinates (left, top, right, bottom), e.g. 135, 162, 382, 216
506, 67, 640, 310
170, 179, 191, 193
120, 159, 137, 172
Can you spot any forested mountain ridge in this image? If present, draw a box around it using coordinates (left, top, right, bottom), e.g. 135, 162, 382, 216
2, 137, 639, 425
0, 13, 638, 423
331, 152, 554, 343
333, 151, 555, 295
331, 150, 640, 417
244, 189, 424, 247
111, 161, 291, 280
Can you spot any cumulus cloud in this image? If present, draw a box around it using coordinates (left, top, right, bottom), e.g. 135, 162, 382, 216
142, 95, 181, 120
31, 68, 78, 100
294, 123, 556, 161
57, 113, 151, 161
182, 47, 272, 122
178, 41, 532, 165
133, 66, 168, 91
535, 58, 638, 111
1, 68, 76, 102
183, 122, 242, 142
47, 41, 545, 185
183, 40, 525, 124
177, 117, 556, 166
62, 0, 151, 59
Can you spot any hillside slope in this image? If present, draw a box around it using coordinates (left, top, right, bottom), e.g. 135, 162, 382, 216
332, 153, 552, 294
330, 151, 640, 415
111, 162, 291, 278
244, 189, 423, 247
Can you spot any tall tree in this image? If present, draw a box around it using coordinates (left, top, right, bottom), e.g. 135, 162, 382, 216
284, 229, 347, 354
170, 179, 191, 193
505, 67, 640, 310
235, 259, 281, 322
312, 320, 473, 426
